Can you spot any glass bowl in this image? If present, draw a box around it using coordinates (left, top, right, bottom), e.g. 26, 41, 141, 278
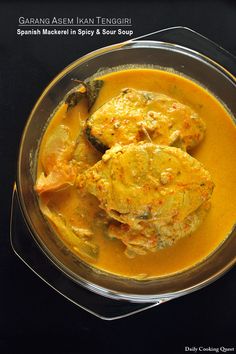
13, 27, 236, 307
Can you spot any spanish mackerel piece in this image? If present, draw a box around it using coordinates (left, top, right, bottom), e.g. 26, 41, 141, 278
82, 143, 214, 255
86, 88, 206, 152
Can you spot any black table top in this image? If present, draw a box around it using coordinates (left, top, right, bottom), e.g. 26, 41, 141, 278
1, 1, 236, 353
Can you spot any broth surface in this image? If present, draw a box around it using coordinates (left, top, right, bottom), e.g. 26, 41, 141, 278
37, 68, 236, 278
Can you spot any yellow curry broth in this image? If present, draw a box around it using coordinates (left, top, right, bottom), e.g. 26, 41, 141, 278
37, 68, 236, 278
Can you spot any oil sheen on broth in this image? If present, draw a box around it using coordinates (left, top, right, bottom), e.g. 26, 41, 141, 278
35, 68, 236, 279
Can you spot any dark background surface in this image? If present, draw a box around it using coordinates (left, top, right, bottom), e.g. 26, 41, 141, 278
1, 1, 236, 353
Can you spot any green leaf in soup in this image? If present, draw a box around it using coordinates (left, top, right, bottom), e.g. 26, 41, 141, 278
86, 79, 104, 110
65, 79, 104, 111
65, 91, 84, 111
